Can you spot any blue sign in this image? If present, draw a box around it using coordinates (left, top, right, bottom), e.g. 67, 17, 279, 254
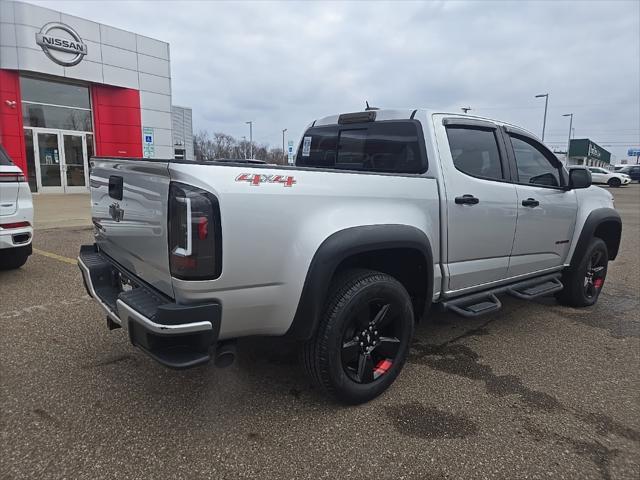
628, 148, 640, 157
145, 135, 153, 143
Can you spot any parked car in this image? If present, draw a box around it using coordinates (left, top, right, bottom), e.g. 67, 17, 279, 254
575, 166, 631, 187
78, 109, 621, 404
0, 145, 33, 269
617, 165, 640, 182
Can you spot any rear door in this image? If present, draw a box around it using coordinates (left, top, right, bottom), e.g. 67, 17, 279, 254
436, 117, 518, 292
504, 130, 578, 277
588, 167, 607, 184
90, 158, 173, 297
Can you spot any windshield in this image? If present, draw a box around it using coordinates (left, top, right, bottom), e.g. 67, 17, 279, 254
296, 120, 426, 174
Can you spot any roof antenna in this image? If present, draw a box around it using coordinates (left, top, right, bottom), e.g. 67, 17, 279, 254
461, 106, 472, 114
365, 101, 379, 111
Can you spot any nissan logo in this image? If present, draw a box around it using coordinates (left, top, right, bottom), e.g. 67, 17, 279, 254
36, 22, 87, 67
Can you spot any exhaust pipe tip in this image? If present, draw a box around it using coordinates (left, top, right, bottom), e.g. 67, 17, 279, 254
214, 341, 236, 368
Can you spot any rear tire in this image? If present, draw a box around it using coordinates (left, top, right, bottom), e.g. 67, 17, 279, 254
608, 177, 621, 188
557, 237, 608, 307
0, 247, 30, 270
301, 269, 414, 404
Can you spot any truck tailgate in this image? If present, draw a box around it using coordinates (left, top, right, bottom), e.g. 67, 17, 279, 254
90, 158, 173, 297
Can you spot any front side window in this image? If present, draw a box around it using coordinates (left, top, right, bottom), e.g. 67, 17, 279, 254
446, 127, 503, 180
510, 135, 561, 187
296, 121, 425, 173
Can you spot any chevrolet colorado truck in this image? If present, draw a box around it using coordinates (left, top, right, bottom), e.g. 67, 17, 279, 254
78, 109, 621, 404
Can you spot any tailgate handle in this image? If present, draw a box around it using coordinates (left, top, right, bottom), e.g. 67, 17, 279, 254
108, 176, 123, 200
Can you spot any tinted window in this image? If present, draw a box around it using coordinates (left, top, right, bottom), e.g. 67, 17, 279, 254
446, 127, 503, 180
0, 145, 14, 165
20, 76, 90, 109
510, 135, 561, 187
296, 121, 425, 173
22, 103, 93, 131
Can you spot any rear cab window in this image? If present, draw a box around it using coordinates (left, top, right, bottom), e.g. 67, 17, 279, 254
296, 120, 427, 174
0, 145, 15, 166
445, 127, 504, 180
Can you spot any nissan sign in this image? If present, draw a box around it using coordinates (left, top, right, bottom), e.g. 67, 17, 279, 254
36, 22, 87, 67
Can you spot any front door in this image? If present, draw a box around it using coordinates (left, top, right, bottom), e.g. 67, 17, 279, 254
33, 129, 89, 193
504, 131, 578, 277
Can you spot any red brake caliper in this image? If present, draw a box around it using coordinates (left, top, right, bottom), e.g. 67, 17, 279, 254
594, 278, 604, 289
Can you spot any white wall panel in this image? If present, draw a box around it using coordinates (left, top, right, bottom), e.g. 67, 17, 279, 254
0, 46, 19, 69
136, 35, 168, 60
101, 44, 137, 70
99, 24, 136, 52
138, 72, 170, 95
137, 53, 169, 77
60, 13, 101, 42
13, 2, 60, 28
65, 60, 103, 83
17, 47, 64, 76
148, 127, 172, 146
0, 23, 16, 47
152, 145, 174, 159
141, 109, 172, 129
0, 1, 15, 24
140, 91, 171, 112
13, 24, 38, 49
102, 64, 139, 89
82, 39, 102, 64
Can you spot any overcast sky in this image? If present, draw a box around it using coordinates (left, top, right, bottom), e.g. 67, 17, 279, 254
33, 0, 640, 161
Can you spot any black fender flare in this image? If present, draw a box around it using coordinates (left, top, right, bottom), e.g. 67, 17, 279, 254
286, 224, 434, 341
568, 207, 621, 269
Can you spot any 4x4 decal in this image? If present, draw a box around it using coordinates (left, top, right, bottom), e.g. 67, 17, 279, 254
235, 173, 296, 187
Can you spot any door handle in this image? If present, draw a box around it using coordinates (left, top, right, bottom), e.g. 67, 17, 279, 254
522, 198, 539, 207
455, 194, 479, 205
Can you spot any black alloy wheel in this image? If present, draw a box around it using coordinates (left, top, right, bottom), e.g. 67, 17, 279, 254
583, 248, 607, 300
341, 301, 402, 384
302, 269, 414, 404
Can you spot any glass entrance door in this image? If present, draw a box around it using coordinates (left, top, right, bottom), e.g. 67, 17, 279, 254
32, 129, 90, 193
62, 134, 88, 192
36, 131, 63, 193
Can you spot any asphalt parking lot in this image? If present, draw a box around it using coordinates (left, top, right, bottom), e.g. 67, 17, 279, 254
1, 185, 639, 480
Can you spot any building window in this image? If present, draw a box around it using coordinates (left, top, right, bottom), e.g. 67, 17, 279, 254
20, 76, 92, 132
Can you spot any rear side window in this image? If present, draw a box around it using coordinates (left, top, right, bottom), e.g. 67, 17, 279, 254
510, 135, 561, 187
445, 127, 503, 180
0, 145, 14, 166
296, 120, 426, 174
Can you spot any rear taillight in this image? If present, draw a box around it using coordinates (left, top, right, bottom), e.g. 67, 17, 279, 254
0, 221, 30, 229
168, 182, 222, 280
0, 172, 25, 182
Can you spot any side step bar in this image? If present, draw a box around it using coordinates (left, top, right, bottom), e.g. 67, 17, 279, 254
442, 273, 563, 318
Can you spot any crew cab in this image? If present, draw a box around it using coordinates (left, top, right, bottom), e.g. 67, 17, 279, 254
78, 109, 621, 404
0, 145, 33, 270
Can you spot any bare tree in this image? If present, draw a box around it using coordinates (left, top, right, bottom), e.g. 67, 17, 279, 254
194, 129, 291, 164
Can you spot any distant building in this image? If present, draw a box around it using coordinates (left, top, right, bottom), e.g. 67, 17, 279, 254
567, 139, 611, 168
171, 105, 194, 160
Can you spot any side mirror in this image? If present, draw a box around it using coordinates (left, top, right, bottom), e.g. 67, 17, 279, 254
568, 168, 592, 189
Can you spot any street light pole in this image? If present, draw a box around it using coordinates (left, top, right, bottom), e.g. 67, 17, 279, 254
535, 93, 549, 142
563, 113, 574, 164
282, 128, 287, 163
245, 121, 253, 159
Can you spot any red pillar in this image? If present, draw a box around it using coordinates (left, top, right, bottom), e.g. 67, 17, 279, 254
91, 85, 142, 158
0, 69, 26, 172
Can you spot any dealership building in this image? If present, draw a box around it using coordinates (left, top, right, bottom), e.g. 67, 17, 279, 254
566, 139, 611, 168
0, 0, 192, 194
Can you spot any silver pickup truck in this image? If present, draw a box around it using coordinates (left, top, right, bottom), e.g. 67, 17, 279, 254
78, 109, 621, 404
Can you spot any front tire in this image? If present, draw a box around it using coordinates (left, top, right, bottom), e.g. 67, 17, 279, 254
557, 237, 608, 307
608, 177, 621, 188
302, 269, 414, 404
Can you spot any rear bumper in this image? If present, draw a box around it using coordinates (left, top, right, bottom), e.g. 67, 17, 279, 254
0, 226, 32, 249
78, 244, 221, 369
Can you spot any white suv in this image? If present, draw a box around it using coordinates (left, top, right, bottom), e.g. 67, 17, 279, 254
584, 166, 631, 187
0, 145, 33, 269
